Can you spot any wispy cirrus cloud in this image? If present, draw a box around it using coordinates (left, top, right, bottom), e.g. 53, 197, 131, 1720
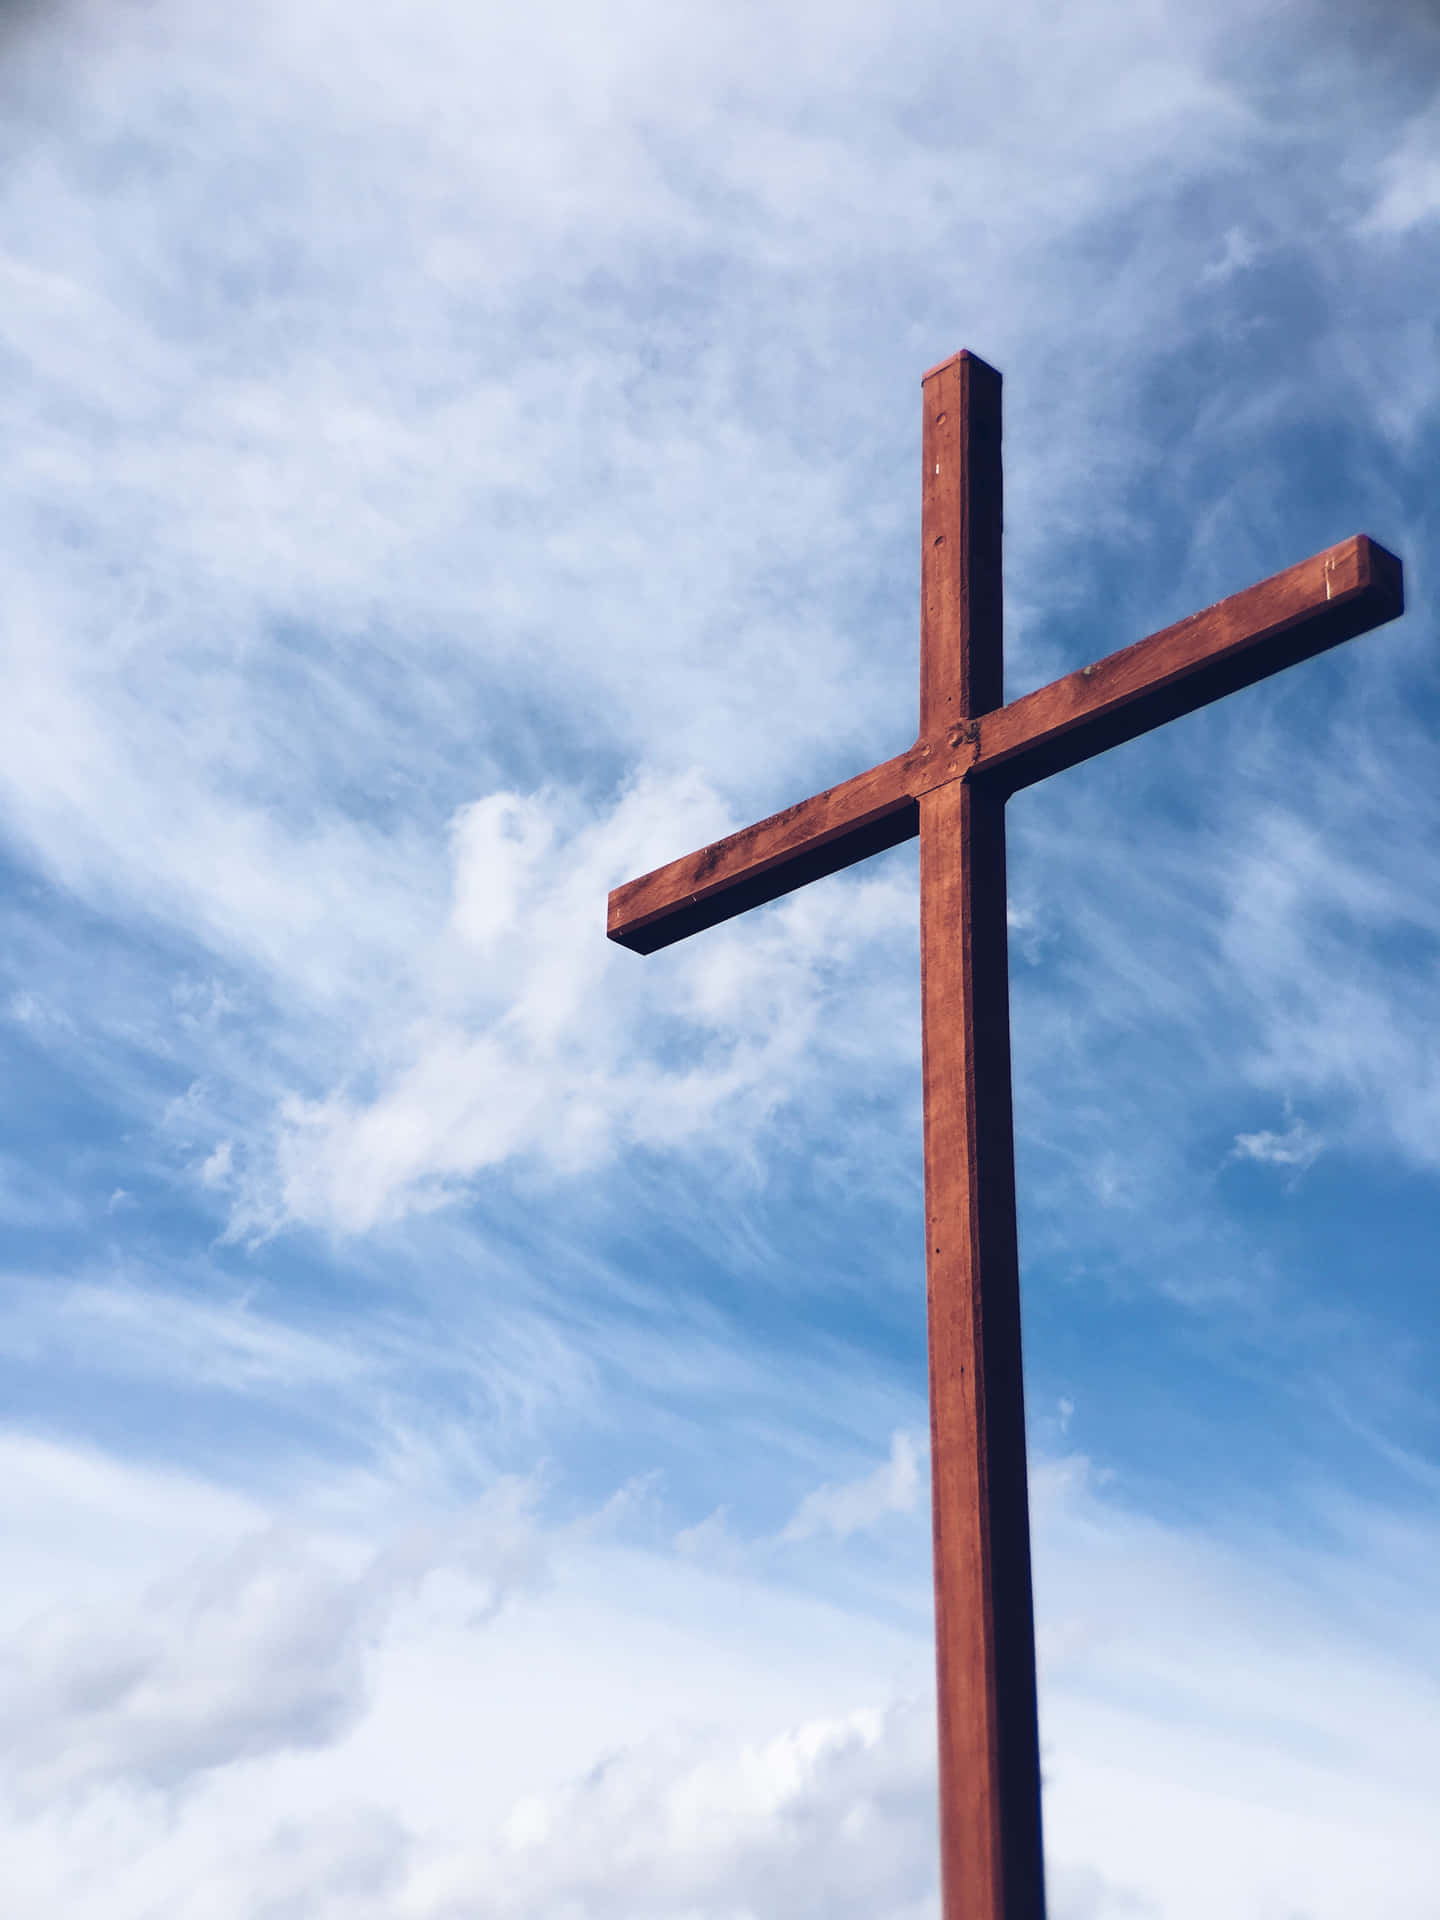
0, 0, 1437, 1913
0, 0, 1434, 1264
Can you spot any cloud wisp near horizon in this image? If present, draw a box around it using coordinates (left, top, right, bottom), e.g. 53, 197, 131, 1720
0, 1, 1438, 1914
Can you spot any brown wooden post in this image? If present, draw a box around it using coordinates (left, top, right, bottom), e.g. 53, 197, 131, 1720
606, 347, 1403, 1920
919, 353, 1045, 1920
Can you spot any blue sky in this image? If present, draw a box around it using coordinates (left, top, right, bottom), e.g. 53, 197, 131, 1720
1, 1, 1438, 1914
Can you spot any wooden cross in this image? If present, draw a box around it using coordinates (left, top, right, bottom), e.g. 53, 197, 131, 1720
606, 351, 1405, 1920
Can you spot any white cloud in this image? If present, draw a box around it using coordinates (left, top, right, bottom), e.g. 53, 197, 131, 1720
1229, 1115, 1323, 1172
198, 1140, 233, 1187
1217, 780, 1440, 1177
1199, 224, 1261, 284
444, 1703, 940, 1920
0, 1471, 544, 1804
1, 1435, 1437, 1918
5, 1527, 383, 1801
783, 1431, 922, 1543
236, 772, 920, 1233
675, 1504, 745, 1569
1363, 93, 1440, 233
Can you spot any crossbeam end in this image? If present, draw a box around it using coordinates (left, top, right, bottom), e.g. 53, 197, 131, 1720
976, 534, 1405, 794
608, 757, 923, 954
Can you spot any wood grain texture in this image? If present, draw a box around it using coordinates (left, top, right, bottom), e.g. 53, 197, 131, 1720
921, 351, 1003, 731
920, 351, 1045, 1920
920, 778, 1044, 1920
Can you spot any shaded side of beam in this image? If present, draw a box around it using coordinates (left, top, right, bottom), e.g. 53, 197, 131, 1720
974, 535, 1404, 794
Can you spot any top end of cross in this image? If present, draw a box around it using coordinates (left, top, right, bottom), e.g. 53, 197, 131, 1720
921, 347, 1001, 384
920, 350, 1005, 728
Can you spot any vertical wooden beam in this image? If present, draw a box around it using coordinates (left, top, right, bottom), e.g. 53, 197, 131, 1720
921, 351, 1004, 733
919, 356, 1046, 1920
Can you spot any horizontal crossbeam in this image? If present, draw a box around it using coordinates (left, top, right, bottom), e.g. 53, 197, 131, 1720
608, 748, 924, 954
978, 533, 1403, 791
608, 533, 1403, 954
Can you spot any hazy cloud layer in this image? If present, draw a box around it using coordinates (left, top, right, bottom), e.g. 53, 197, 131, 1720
4, 1439, 1438, 1918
